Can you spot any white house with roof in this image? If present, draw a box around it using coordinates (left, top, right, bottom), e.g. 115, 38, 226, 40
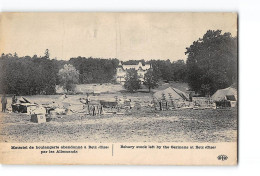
116, 61, 151, 84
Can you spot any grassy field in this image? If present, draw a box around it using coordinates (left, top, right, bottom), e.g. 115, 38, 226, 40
56, 81, 189, 94
0, 108, 237, 143
0, 82, 237, 143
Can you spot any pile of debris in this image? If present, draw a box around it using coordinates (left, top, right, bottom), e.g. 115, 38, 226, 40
11, 97, 49, 123
12, 97, 46, 114
192, 97, 215, 110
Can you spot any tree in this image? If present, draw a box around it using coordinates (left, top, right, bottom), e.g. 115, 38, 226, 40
58, 64, 79, 93
149, 60, 172, 82
0, 54, 57, 95
44, 49, 50, 59
171, 60, 187, 82
14, 52, 18, 58
69, 57, 119, 84
185, 30, 237, 96
143, 69, 159, 92
124, 68, 141, 93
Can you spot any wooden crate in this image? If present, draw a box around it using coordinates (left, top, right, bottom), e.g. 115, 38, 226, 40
31, 114, 46, 123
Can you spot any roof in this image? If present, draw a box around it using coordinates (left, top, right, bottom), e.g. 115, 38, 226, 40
211, 87, 237, 101
119, 62, 150, 71
153, 87, 189, 101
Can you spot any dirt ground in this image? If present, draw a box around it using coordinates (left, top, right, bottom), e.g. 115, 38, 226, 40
0, 108, 237, 143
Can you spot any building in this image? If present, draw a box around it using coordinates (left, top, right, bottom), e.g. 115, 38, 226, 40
116, 61, 151, 84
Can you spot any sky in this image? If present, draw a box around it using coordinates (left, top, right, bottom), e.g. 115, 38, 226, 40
0, 12, 237, 61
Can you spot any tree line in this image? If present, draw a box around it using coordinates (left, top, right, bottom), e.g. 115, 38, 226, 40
0, 53, 187, 95
0, 53, 59, 95
0, 30, 237, 96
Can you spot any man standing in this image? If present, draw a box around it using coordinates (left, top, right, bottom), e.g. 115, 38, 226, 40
12, 94, 17, 104
1, 94, 7, 112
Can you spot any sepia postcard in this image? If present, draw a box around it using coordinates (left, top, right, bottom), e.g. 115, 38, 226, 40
0, 12, 238, 165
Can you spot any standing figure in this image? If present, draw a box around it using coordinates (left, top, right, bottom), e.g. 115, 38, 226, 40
96, 105, 99, 115
100, 105, 103, 115
12, 95, 17, 104
87, 104, 90, 115
1, 94, 7, 112
92, 105, 96, 116
86, 93, 89, 104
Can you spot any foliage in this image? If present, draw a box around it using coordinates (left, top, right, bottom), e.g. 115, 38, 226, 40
143, 69, 159, 92
0, 53, 188, 95
44, 49, 50, 59
148, 59, 187, 82
185, 30, 237, 96
1, 32, 238, 97
171, 60, 187, 82
69, 57, 119, 84
70, 57, 187, 85
58, 64, 79, 92
124, 68, 141, 93
0, 53, 58, 95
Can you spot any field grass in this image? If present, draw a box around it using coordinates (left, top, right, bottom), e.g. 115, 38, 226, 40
0, 82, 237, 143
0, 108, 237, 143
56, 81, 189, 94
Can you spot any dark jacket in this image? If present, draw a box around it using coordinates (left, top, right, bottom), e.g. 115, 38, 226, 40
1, 96, 7, 104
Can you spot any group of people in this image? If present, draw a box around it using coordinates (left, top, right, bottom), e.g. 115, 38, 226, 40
86, 104, 103, 116
80, 94, 103, 116
1, 94, 17, 112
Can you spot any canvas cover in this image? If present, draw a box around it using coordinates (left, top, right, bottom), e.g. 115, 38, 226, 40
211, 87, 237, 101
153, 87, 189, 101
